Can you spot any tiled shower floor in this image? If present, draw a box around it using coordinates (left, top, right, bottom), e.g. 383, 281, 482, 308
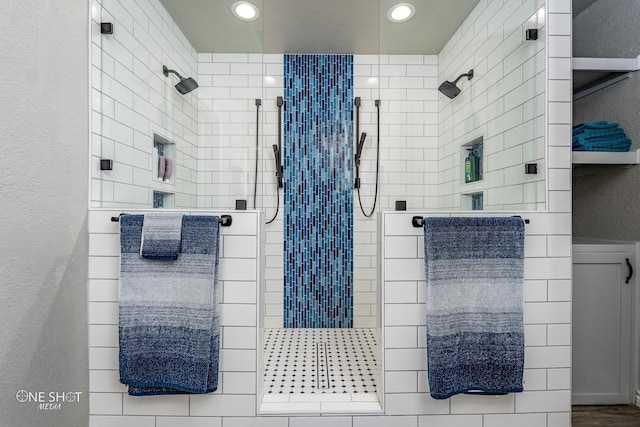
259, 328, 382, 414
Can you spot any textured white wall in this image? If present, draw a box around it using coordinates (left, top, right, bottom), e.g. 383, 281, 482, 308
1, 1, 89, 426
571, 1, 640, 399
572, 0, 640, 241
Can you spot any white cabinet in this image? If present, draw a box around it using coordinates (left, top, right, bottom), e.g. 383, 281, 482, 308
572, 239, 637, 405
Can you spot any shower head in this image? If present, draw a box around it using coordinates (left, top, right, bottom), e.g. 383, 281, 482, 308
174, 77, 198, 94
438, 69, 474, 99
163, 65, 199, 94
438, 81, 461, 99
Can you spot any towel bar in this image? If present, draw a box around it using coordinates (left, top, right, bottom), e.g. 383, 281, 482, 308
111, 213, 232, 226
411, 215, 529, 228
412, 216, 425, 227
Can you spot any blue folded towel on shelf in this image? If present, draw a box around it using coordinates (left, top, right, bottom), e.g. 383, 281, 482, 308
573, 136, 632, 152
572, 121, 631, 152
140, 212, 184, 260
119, 214, 221, 396
572, 121, 620, 134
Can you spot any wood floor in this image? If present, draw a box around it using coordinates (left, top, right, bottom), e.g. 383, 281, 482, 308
572, 405, 640, 426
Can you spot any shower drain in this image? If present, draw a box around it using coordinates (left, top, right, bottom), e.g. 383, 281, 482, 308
315, 342, 330, 389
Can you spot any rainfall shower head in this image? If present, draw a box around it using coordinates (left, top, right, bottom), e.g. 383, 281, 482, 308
163, 65, 199, 94
438, 69, 474, 99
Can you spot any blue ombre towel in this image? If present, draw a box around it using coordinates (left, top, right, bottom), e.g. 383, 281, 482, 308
140, 212, 184, 260
423, 217, 525, 400
119, 214, 220, 395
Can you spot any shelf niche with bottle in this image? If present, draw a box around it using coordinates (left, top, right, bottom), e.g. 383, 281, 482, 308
153, 133, 176, 185
460, 136, 484, 184
460, 136, 484, 210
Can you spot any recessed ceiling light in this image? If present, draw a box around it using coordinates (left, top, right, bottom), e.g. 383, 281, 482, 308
387, 3, 415, 23
232, 1, 260, 21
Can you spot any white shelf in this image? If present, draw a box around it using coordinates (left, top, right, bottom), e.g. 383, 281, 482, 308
573, 55, 640, 101
573, 55, 640, 72
572, 56, 640, 172
572, 149, 640, 165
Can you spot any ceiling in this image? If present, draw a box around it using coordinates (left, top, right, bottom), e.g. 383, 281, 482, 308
159, 0, 481, 54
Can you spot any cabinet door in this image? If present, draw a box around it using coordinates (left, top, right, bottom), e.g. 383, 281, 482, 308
572, 252, 634, 405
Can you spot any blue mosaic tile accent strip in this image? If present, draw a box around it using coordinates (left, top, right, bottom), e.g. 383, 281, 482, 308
283, 54, 354, 328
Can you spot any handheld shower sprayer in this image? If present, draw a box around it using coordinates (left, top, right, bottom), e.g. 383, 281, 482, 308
355, 132, 367, 166
354, 132, 367, 189
272, 144, 283, 188
354, 99, 381, 217
266, 96, 285, 225
274, 96, 284, 189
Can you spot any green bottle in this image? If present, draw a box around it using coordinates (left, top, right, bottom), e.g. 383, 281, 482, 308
465, 149, 479, 183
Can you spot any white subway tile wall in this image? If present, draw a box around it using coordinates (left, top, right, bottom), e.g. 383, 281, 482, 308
259, 54, 286, 329
196, 53, 263, 210
380, 210, 572, 425
438, 0, 547, 211
88, 210, 261, 420
92, 0, 199, 208
89, 0, 573, 425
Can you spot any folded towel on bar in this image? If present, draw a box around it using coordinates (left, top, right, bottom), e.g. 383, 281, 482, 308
119, 214, 221, 396
423, 216, 525, 400
140, 212, 184, 260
